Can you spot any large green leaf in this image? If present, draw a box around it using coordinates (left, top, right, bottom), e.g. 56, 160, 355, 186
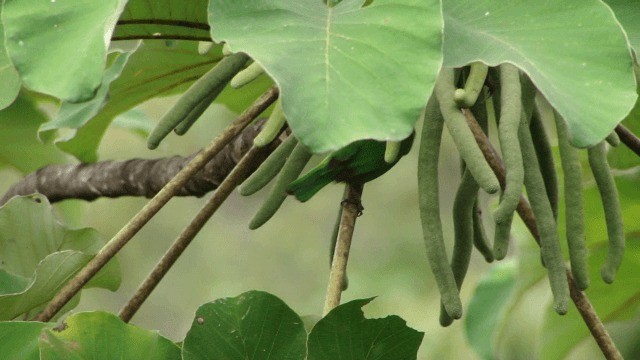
307, 298, 424, 359
443, 0, 637, 148
465, 261, 517, 360
605, 0, 640, 52
0, 7, 20, 111
51, 40, 222, 162
114, 0, 210, 41
39, 48, 136, 143
209, 0, 442, 153
0, 322, 50, 360
2, 0, 126, 102
0, 95, 67, 173
0, 195, 120, 320
182, 291, 306, 360
540, 237, 640, 360
38, 311, 181, 360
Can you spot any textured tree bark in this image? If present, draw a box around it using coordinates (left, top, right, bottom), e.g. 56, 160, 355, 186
1, 120, 274, 206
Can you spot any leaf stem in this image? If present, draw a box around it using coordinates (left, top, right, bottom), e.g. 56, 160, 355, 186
615, 124, 640, 157
323, 183, 363, 315
33, 87, 279, 322
462, 109, 623, 360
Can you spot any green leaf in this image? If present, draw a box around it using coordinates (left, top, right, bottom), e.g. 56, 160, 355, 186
307, 298, 424, 360
209, 0, 442, 153
0, 195, 120, 320
0, 95, 67, 173
540, 237, 640, 360
112, 107, 155, 138
443, 0, 637, 147
114, 0, 210, 41
605, 0, 640, 52
53, 40, 223, 162
0, 7, 20, 111
0, 321, 50, 360
182, 291, 306, 360
39, 48, 136, 141
38, 311, 181, 360
465, 261, 517, 360
1, 0, 125, 102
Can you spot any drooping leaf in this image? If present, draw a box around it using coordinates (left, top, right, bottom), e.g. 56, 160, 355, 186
51, 40, 223, 162
443, 0, 637, 148
0, 195, 120, 320
0, 321, 51, 360
182, 291, 306, 360
0, 6, 20, 110
2, 0, 126, 102
465, 261, 517, 360
38, 311, 181, 360
307, 298, 424, 360
111, 107, 155, 138
0, 95, 67, 173
114, 0, 210, 41
209, 0, 442, 153
39, 48, 137, 141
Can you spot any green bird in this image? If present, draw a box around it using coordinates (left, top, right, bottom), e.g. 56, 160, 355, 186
286, 132, 415, 202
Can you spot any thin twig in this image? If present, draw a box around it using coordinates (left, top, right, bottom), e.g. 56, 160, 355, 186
615, 124, 640, 157
323, 183, 364, 315
119, 143, 277, 322
33, 87, 279, 322
463, 109, 622, 360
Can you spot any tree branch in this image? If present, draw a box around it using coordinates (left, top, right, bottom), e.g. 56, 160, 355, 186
615, 124, 640, 157
463, 109, 622, 360
0, 121, 272, 206
33, 87, 279, 322
323, 183, 364, 316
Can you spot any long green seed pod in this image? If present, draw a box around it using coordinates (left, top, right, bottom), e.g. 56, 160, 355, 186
436, 68, 500, 194
493, 64, 524, 260
418, 94, 463, 320
554, 111, 589, 290
454, 62, 489, 108
472, 202, 494, 262
440, 168, 478, 326
253, 100, 286, 147
588, 142, 625, 284
173, 85, 223, 135
520, 115, 569, 315
384, 141, 402, 163
238, 134, 298, 196
605, 131, 621, 147
248, 142, 312, 229
530, 106, 559, 220
469, 87, 493, 263
147, 53, 250, 149
231, 62, 266, 89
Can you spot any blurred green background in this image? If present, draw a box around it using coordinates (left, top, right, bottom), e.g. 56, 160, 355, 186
2, 95, 639, 359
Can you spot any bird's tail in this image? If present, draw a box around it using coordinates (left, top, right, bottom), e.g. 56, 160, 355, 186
286, 166, 334, 202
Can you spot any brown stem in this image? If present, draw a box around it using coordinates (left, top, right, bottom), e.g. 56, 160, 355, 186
323, 183, 364, 315
118, 143, 277, 322
0, 121, 267, 206
463, 109, 622, 360
615, 124, 640, 157
33, 87, 279, 322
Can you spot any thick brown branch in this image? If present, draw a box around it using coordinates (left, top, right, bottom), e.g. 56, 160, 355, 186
1, 121, 269, 206
463, 109, 622, 360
